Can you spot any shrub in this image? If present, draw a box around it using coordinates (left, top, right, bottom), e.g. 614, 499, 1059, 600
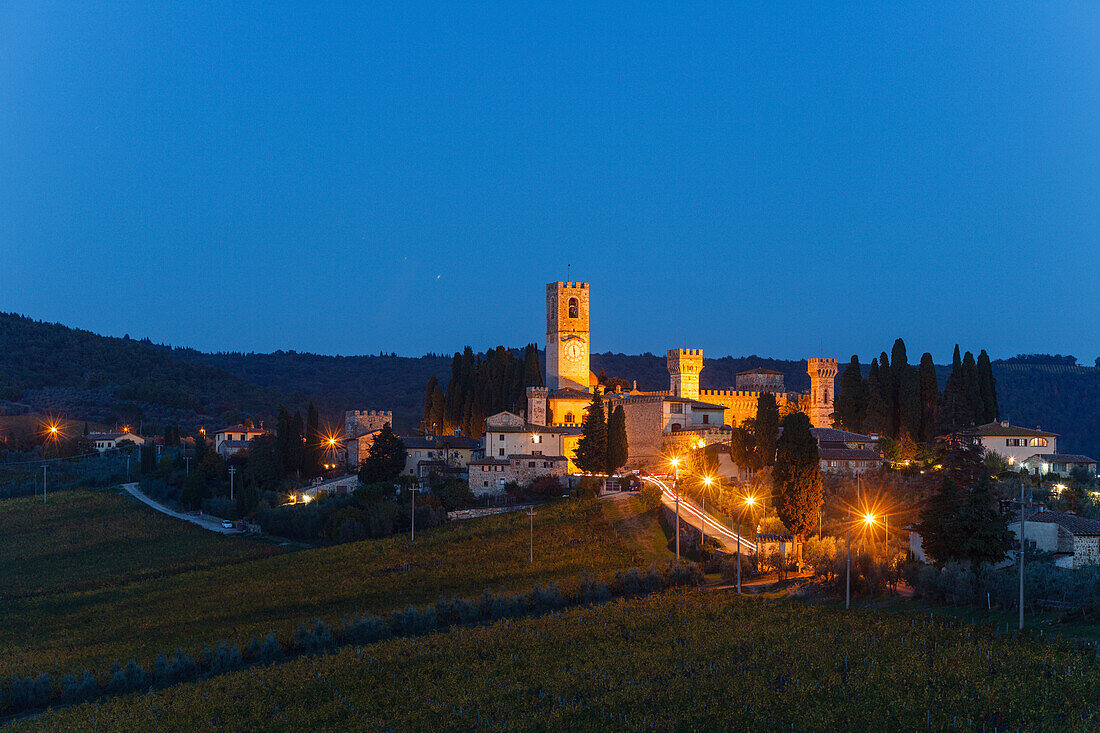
259, 633, 284, 664
60, 670, 98, 705
529, 475, 563, 498
638, 483, 662, 511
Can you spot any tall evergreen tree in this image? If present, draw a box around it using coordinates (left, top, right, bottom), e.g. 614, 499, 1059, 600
833, 356, 865, 432
523, 343, 544, 388
754, 392, 780, 467
574, 389, 608, 475
423, 376, 439, 427
912, 474, 963, 566
773, 412, 823, 540
917, 353, 940, 441
877, 350, 896, 437
358, 424, 407, 484
304, 401, 321, 477
863, 360, 889, 435
954, 474, 1013, 566
962, 351, 981, 426
976, 349, 998, 423
606, 404, 628, 473
938, 368, 971, 435
897, 365, 922, 440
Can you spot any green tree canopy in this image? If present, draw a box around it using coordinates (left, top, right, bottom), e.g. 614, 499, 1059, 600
754, 392, 780, 467
358, 424, 408, 484
574, 389, 608, 475
773, 412, 823, 539
606, 404, 628, 473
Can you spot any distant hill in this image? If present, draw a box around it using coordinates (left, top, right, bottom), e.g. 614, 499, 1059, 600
0, 313, 1096, 457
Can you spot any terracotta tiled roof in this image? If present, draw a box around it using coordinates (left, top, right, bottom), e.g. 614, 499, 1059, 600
1012, 511, 1100, 536
975, 422, 1058, 438
1022, 454, 1097, 465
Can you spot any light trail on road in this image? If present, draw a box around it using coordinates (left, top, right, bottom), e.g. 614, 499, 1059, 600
638, 476, 757, 553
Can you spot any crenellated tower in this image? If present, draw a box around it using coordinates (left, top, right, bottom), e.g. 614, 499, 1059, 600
526, 386, 548, 426
807, 358, 838, 428
667, 348, 703, 401
546, 282, 590, 391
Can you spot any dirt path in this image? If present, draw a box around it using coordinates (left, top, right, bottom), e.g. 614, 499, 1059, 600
122, 482, 237, 534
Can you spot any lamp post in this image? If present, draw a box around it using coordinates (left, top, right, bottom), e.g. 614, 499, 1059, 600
701, 476, 713, 548
409, 485, 421, 542
527, 507, 536, 564
670, 457, 682, 561
228, 466, 237, 502
42, 463, 47, 504
1016, 479, 1025, 629
738, 494, 757, 596
846, 503, 852, 610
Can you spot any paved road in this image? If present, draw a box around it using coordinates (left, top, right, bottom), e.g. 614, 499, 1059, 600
122, 482, 238, 534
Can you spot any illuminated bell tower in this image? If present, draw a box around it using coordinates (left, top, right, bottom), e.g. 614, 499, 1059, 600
667, 349, 703, 401
546, 282, 590, 391
807, 358, 838, 428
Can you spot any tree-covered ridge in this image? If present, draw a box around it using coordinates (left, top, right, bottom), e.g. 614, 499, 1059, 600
0, 313, 1096, 457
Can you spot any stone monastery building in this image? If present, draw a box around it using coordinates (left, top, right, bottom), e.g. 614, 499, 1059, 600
525, 281, 837, 469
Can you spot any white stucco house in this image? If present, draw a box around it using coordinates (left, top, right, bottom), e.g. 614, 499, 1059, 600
974, 421, 1058, 466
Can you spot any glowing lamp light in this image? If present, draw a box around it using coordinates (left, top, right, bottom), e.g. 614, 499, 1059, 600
863, 513, 876, 526
744, 495, 756, 507
669, 457, 681, 468
703, 476, 714, 487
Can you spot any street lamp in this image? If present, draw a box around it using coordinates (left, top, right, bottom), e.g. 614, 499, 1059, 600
669, 457, 682, 561
737, 493, 757, 596
700, 476, 714, 548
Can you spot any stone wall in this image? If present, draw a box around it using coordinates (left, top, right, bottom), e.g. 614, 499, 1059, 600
345, 410, 392, 467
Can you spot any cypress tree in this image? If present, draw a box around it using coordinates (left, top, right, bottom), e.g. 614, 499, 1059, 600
833, 356, 865, 432
961, 351, 981, 426
423, 376, 439, 427
574, 389, 608, 475
917, 353, 940, 441
606, 404, 628, 473
754, 392, 780, 467
773, 412, 823, 540
878, 351, 895, 437
913, 474, 962, 566
863, 360, 889, 436
977, 349, 998, 423
523, 343, 544, 388
937, 362, 970, 435
954, 474, 1013, 566
304, 401, 320, 477
897, 365, 922, 440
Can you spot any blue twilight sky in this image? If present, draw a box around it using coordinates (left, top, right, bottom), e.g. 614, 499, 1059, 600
2, 2, 1098, 363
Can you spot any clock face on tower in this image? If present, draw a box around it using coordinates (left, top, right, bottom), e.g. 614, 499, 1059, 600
565, 341, 582, 361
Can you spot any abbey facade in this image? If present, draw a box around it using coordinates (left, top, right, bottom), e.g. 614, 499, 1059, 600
525, 281, 837, 469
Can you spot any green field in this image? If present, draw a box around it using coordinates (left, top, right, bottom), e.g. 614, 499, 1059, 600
0, 490, 283, 599
10, 591, 1098, 731
0, 495, 660, 682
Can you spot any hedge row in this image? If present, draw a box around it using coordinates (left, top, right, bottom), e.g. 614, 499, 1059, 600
1, 561, 703, 717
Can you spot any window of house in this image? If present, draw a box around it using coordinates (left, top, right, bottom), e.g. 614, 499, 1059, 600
543, 462, 550, 468
568, 297, 578, 318
532, 434, 541, 443
533, 450, 542, 456
499, 435, 505, 441
564, 412, 574, 423
671, 423, 682, 432
499, 448, 505, 456
1031, 438, 1048, 447
702, 414, 709, 424
528, 461, 536, 468
670, 403, 683, 414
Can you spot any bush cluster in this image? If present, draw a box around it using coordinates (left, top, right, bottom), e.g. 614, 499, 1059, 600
905, 561, 1100, 614
0, 561, 703, 717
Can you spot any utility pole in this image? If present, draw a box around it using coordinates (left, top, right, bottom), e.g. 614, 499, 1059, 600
126, 452, 131, 482
736, 508, 742, 596
228, 467, 237, 502
410, 486, 421, 542
847, 475, 856, 610
527, 507, 536, 564
1019, 479, 1025, 631
185, 456, 191, 474
42, 464, 47, 504
674, 477, 681, 561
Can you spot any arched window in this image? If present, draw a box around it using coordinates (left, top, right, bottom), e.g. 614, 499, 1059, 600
1030, 437, 1048, 447
568, 297, 579, 319
564, 412, 575, 424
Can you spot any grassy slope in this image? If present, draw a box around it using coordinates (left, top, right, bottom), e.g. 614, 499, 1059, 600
0, 498, 653, 681
0, 490, 282, 599
12, 592, 1099, 732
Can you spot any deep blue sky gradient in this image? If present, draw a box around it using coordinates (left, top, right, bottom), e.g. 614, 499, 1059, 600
2, 2, 1098, 362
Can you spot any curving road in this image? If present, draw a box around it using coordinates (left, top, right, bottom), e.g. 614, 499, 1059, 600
122, 482, 238, 534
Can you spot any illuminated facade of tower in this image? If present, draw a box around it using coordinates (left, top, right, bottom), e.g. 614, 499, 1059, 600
807, 358, 838, 429
546, 282, 590, 391
667, 349, 703, 401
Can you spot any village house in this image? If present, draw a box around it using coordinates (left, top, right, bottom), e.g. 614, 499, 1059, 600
399, 434, 483, 481
1008, 510, 1100, 569
467, 455, 569, 496
810, 427, 883, 475
973, 421, 1058, 466
210, 425, 265, 457
1020, 454, 1097, 479
87, 431, 145, 453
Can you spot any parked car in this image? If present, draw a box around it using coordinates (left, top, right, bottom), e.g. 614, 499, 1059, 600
221, 519, 234, 529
